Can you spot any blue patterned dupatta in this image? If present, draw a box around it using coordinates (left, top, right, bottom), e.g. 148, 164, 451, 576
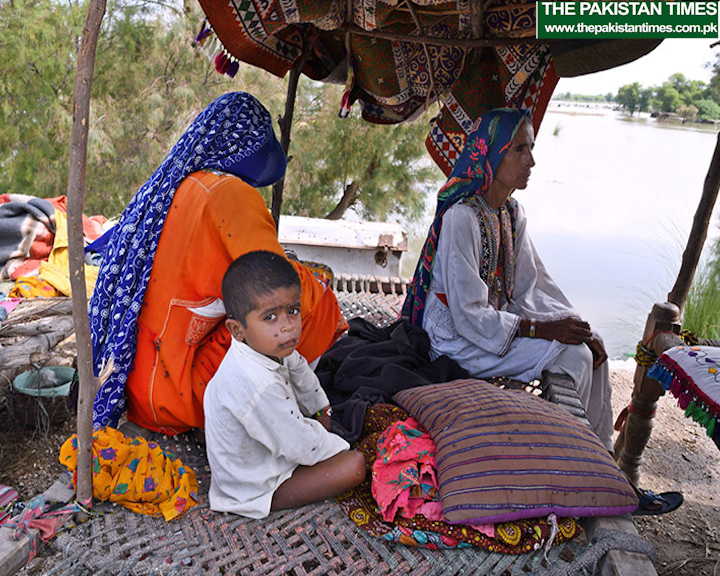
89, 92, 285, 429
402, 108, 527, 326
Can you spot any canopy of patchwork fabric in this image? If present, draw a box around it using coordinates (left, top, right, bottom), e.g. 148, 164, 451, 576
197, 0, 660, 174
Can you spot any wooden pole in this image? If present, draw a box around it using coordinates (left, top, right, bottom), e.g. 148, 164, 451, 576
67, 0, 107, 506
616, 134, 720, 483
270, 32, 314, 231
667, 132, 720, 311
470, 0, 485, 40
339, 23, 542, 48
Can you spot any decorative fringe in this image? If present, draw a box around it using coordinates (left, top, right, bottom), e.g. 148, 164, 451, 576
543, 513, 559, 562
635, 330, 698, 367
635, 340, 657, 367
680, 329, 699, 346
193, 19, 240, 79
648, 359, 720, 449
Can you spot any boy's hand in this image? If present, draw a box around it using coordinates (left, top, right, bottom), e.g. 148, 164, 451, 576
315, 406, 333, 431
316, 414, 332, 431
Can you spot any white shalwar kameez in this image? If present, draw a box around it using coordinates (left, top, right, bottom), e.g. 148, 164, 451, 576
422, 199, 614, 450
204, 340, 350, 518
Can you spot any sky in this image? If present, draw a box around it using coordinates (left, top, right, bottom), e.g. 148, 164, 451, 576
557, 38, 718, 95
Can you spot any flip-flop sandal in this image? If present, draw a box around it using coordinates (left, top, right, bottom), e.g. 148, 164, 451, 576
632, 490, 684, 516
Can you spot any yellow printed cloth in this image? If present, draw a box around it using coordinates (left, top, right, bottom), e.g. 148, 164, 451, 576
38, 209, 99, 295
59, 427, 199, 521
8, 276, 62, 298
9, 210, 100, 298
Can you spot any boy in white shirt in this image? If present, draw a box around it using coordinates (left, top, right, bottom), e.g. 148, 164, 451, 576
204, 250, 365, 518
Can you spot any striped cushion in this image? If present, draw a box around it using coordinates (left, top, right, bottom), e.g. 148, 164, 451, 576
393, 379, 638, 524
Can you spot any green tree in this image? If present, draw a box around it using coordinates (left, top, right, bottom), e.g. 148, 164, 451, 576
638, 87, 653, 113
275, 82, 436, 222
694, 99, 720, 121
0, 0, 441, 225
0, 0, 86, 199
653, 83, 682, 113
616, 83, 641, 115
708, 53, 720, 103
666, 72, 707, 106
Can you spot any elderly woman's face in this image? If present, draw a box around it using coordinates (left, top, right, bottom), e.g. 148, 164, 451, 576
493, 120, 535, 192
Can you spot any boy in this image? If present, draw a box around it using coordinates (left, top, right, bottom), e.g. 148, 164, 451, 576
204, 250, 365, 518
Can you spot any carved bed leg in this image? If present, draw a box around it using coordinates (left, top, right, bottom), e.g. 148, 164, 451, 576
614, 302, 681, 485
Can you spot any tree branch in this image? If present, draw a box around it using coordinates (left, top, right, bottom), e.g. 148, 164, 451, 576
326, 181, 359, 220
326, 156, 379, 219
67, 0, 107, 509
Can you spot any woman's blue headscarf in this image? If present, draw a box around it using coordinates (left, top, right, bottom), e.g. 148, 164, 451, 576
402, 108, 527, 326
89, 91, 286, 429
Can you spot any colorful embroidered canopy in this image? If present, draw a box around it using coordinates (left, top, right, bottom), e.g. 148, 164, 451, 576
196, 0, 660, 174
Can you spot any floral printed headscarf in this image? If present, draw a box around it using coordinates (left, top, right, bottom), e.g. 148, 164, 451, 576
89, 92, 285, 430
402, 108, 528, 325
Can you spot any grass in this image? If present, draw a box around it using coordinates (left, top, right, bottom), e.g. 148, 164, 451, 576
683, 248, 720, 340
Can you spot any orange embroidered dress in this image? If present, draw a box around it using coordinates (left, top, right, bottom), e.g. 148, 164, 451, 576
126, 170, 346, 434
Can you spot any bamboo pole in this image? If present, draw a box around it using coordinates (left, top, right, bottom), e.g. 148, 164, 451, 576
339, 23, 541, 48
470, 0, 485, 40
270, 31, 313, 229
67, 0, 107, 506
393, 2, 534, 17
667, 132, 720, 311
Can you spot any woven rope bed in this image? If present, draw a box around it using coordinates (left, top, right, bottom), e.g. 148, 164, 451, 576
23, 279, 654, 576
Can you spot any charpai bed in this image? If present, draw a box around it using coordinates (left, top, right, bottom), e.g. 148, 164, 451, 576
5, 280, 657, 576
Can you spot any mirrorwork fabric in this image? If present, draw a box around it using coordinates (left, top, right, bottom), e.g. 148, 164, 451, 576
196, 0, 558, 175
649, 345, 720, 450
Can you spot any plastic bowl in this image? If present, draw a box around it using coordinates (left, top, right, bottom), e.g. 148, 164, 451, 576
12, 366, 75, 397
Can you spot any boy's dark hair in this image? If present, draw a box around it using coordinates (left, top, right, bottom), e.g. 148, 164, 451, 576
222, 250, 300, 325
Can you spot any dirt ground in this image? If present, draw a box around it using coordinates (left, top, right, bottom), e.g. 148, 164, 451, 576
607, 364, 720, 576
1, 365, 718, 575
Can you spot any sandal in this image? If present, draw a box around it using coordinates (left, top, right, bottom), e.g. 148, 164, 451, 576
632, 490, 684, 516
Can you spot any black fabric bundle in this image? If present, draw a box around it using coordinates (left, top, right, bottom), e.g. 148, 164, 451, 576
316, 317, 469, 443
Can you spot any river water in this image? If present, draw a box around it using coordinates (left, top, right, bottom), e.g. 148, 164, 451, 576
402, 104, 720, 359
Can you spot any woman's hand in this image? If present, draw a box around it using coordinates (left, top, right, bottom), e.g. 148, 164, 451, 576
521, 317, 607, 369
587, 337, 608, 370
536, 317, 592, 345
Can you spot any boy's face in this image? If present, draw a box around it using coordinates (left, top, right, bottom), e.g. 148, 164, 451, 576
226, 285, 302, 361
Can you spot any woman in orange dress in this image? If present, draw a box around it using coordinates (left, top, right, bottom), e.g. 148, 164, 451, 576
89, 92, 346, 435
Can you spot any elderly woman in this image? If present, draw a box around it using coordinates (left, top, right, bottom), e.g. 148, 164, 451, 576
403, 108, 614, 451
89, 92, 346, 435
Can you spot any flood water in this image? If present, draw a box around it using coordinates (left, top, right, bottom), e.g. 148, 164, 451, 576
403, 104, 720, 359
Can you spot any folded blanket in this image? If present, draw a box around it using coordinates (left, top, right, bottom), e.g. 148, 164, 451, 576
2, 194, 107, 290
0, 194, 56, 280
372, 416, 443, 523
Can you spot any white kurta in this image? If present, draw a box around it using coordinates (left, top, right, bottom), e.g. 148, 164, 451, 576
204, 340, 350, 518
423, 199, 614, 449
